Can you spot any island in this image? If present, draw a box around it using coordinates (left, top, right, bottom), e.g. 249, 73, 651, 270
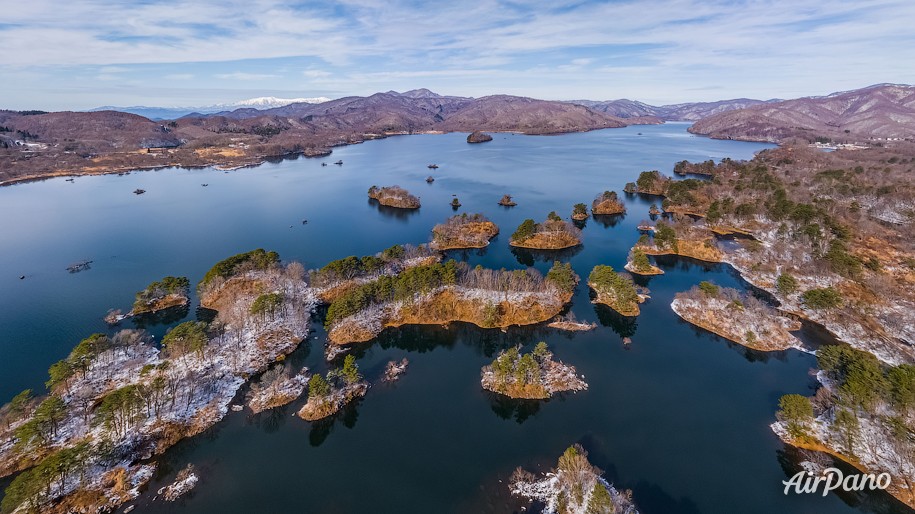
633, 221, 723, 262
430, 213, 499, 250
509, 212, 582, 250
108, 276, 191, 323
591, 190, 626, 215
324, 260, 578, 344
308, 244, 440, 304
511, 445, 640, 514
547, 314, 597, 331
368, 185, 421, 209
0, 248, 315, 514
246, 365, 310, 413
466, 130, 493, 143
623, 170, 670, 196
623, 248, 664, 275
588, 265, 643, 316
498, 194, 517, 207
773, 346, 915, 508
297, 355, 368, 421
671, 282, 802, 351
571, 203, 589, 221
481, 342, 587, 399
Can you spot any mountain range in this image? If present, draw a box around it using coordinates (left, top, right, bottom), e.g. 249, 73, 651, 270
89, 96, 331, 120
689, 83, 915, 141
2, 84, 914, 186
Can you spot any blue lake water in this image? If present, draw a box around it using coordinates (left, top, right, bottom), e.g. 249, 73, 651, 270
0, 123, 908, 513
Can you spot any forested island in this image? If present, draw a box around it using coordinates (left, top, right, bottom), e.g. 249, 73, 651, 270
587, 265, 642, 317
0, 249, 315, 513
591, 190, 626, 215
511, 445, 639, 514
774, 346, 915, 508
297, 355, 368, 421
368, 185, 421, 209
509, 212, 582, 250
480, 343, 587, 399
430, 213, 499, 250
643, 143, 915, 507
671, 282, 802, 351
324, 260, 579, 344
106, 276, 191, 324
624, 248, 664, 275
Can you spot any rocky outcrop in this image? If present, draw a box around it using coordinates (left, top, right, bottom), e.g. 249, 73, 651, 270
467, 130, 493, 143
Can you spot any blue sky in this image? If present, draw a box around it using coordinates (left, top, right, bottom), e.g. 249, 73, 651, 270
2, 0, 914, 110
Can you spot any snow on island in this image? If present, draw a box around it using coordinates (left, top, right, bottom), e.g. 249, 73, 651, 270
0, 249, 315, 513
325, 261, 578, 345
105, 275, 191, 324
297, 355, 368, 421
481, 343, 587, 400
624, 247, 664, 276
671, 282, 804, 351
246, 366, 310, 414
509, 213, 582, 250
771, 346, 915, 509
430, 213, 499, 250
368, 185, 421, 209
511, 444, 639, 514
159, 464, 198, 502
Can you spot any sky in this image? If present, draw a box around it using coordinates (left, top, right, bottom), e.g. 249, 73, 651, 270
2, 0, 914, 111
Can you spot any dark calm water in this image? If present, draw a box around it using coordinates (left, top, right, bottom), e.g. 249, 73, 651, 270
0, 123, 908, 513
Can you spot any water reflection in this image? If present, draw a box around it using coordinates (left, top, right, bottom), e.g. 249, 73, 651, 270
368, 199, 420, 221
487, 392, 543, 424
510, 245, 583, 266
594, 303, 638, 339
591, 213, 625, 228
130, 304, 191, 328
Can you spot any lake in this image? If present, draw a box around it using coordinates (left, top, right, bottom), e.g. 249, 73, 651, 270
0, 123, 907, 513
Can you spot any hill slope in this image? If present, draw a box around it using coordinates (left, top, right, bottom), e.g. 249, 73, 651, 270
688, 84, 915, 142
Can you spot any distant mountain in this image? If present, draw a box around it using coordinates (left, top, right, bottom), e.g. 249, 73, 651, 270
566, 98, 777, 121
689, 84, 915, 142
90, 96, 331, 120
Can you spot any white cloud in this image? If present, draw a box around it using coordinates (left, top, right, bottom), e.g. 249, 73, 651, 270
215, 72, 281, 81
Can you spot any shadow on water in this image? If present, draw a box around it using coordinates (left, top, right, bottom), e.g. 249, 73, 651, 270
486, 391, 543, 424
368, 198, 420, 221
308, 396, 364, 447
130, 304, 191, 329
591, 213, 625, 228
593, 302, 638, 339
511, 245, 583, 266
442, 245, 491, 262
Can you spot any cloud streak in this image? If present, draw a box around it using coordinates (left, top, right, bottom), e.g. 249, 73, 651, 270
2, 0, 913, 109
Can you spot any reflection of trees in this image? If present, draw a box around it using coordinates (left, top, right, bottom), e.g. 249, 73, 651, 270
591, 213, 625, 228
487, 392, 542, 424
441, 245, 490, 262
510, 245, 583, 267
307, 396, 364, 447
130, 304, 191, 328
593, 303, 638, 338
368, 199, 420, 221
572, 218, 587, 230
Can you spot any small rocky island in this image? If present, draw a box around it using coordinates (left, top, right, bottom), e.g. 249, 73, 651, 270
498, 194, 517, 207
430, 213, 499, 250
591, 190, 626, 215
107, 276, 191, 323
624, 170, 670, 196
511, 445, 640, 514
634, 221, 723, 262
245, 365, 310, 413
466, 130, 493, 143
481, 343, 587, 399
624, 248, 664, 275
509, 212, 582, 250
588, 265, 643, 316
571, 203, 589, 221
297, 355, 368, 421
671, 282, 802, 351
325, 260, 578, 344
368, 185, 421, 209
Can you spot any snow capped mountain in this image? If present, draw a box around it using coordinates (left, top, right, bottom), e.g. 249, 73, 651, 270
223, 96, 331, 109
90, 96, 331, 120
